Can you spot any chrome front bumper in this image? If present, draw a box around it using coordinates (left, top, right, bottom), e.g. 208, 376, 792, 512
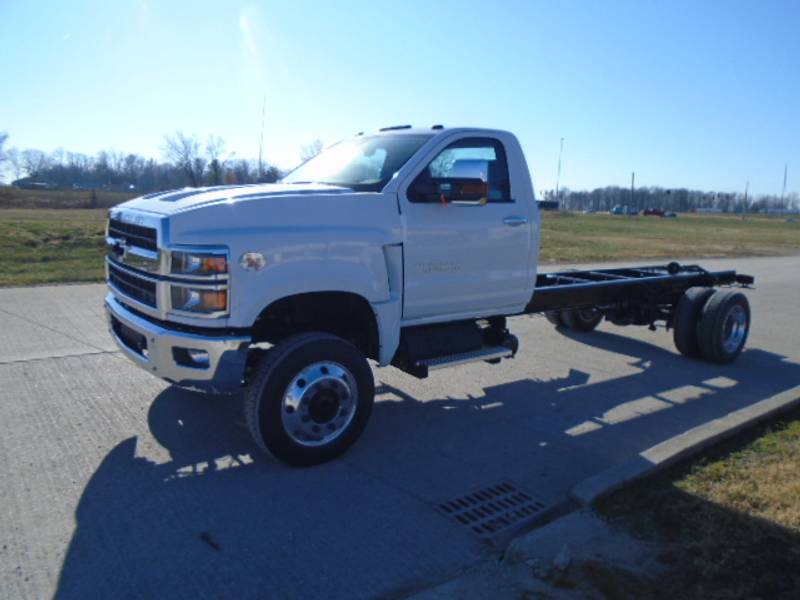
105, 293, 251, 393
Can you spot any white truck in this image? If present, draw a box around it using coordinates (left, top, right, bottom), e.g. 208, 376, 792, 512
105, 125, 754, 466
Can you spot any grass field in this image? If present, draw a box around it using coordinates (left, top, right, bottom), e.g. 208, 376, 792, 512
595, 407, 800, 598
0, 204, 798, 287
539, 210, 800, 263
0, 208, 108, 286
0, 187, 136, 209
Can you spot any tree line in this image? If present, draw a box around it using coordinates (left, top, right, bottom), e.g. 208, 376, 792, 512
1, 129, 795, 213
541, 185, 799, 214
0, 131, 287, 192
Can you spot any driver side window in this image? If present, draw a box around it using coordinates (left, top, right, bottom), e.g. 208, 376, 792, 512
409, 137, 511, 203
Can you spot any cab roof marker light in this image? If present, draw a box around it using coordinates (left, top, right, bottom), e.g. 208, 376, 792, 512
379, 125, 412, 131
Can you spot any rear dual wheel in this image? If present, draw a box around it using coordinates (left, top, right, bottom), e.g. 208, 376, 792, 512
672, 287, 715, 358
562, 308, 603, 331
545, 308, 602, 332
697, 289, 750, 364
673, 287, 750, 363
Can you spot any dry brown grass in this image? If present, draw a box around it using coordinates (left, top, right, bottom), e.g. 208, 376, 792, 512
596, 407, 800, 599
0, 187, 136, 209
678, 418, 800, 530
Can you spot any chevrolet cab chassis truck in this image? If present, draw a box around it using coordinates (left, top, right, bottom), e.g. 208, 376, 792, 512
104, 126, 754, 466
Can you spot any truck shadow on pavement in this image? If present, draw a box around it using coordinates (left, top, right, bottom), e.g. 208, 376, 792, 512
55, 333, 800, 599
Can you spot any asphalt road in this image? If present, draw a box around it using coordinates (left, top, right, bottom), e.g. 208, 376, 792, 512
1, 255, 798, 599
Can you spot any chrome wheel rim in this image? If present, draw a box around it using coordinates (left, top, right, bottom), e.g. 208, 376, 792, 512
721, 304, 748, 353
578, 308, 598, 323
281, 361, 357, 447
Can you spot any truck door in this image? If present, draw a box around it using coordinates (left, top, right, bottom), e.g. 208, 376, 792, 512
399, 136, 534, 321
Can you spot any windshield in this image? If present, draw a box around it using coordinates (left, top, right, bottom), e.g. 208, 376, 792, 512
281, 134, 432, 191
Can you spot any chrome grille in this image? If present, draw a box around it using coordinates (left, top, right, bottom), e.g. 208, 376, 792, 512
108, 218, 158, 252
108, 261, 157, 308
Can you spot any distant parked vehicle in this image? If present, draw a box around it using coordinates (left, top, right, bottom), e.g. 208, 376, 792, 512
13, 179, 58, 190
611, 205, 637, 215
665, 211, 677, 218
642, 208, 665, 216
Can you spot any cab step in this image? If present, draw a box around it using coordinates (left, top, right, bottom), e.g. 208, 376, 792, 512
417, 346, 515, 371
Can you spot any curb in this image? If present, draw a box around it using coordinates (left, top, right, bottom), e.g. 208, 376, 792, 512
570, 384, 800, 506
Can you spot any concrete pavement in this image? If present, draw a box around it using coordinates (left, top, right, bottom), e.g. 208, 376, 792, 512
1, 255, 798, 599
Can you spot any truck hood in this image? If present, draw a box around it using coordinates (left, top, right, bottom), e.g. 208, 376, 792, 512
117, 182, 355, 216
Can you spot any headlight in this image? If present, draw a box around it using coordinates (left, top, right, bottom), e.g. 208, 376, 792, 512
171, 287, 228, 315
171, 251, 227, 276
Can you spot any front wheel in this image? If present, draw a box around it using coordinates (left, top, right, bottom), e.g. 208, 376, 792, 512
244, 332, 375, 466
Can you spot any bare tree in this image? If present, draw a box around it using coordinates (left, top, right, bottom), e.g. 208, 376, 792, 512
7, 148, 23, 180
21, 149, 50, 178
0, 132, 8, 166
123, 153, 145, 183
205, 135, 228, 186
300, 139, 324, 163
163, 132, 205, 186
0, 132, 8, 182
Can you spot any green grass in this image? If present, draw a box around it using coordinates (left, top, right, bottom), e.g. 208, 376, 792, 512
595, 406, 800, 599
0, 208, 108, 286
539, 211, 800, 263
0, 204, 798, 287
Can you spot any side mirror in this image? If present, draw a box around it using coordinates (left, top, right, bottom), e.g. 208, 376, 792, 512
437, 178, 488, 203
409, 159, 492, 203
408, 178, 489, 203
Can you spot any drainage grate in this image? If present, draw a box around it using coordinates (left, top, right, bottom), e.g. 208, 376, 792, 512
438, 482, 546, 539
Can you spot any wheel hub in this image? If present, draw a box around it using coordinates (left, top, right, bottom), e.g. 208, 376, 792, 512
281, 361, 357, 447
309, 387, 342, 423
721, 304, 747, 353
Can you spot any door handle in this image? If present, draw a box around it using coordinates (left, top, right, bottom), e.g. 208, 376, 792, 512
503, 216, 528, 226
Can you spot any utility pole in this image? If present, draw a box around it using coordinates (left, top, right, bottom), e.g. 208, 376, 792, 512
257, 95, 266, 181
630, 171, 635, 213
743, 181, 749, 217
555, 137, 564, 204
781, 163, 788, 205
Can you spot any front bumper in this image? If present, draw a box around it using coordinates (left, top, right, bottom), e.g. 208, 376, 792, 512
105, 292, 251, 393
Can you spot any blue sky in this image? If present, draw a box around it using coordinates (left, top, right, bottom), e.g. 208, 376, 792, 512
1, 0, 798, 195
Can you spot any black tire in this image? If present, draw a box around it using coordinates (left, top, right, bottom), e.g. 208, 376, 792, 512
561, 308, 603, 331
244, 332, 375, 466
672, 287, 715, 358
545, 311, 564, 327
697, 290, 751, 364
